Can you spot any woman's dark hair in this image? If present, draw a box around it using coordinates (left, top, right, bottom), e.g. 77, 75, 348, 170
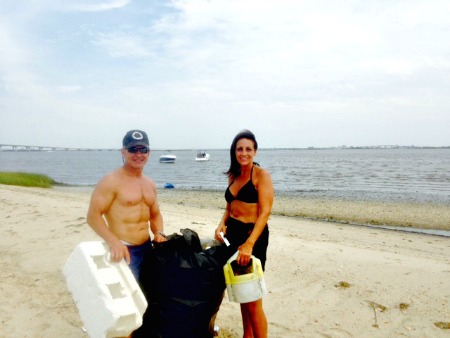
226, 129, 258, 177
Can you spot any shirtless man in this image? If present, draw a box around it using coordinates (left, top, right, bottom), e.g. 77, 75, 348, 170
87, 129, 166, 280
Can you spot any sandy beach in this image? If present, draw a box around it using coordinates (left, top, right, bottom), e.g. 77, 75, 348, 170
1, 184, 449, 337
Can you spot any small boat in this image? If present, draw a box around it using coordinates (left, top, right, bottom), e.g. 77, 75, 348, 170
159, 152, 176, 163
164, 183, 175, 189
195, 151, 210, 162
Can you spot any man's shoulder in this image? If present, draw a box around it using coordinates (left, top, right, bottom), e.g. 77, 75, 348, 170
142, 175, 157, 189
103, 168, 121, 180
96, 169, 122, 186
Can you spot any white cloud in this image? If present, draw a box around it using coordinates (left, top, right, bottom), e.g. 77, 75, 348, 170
67, 0, 131, 12
1, 0, 450, 148
56, 85, 83, 93
91, 32, 154, 58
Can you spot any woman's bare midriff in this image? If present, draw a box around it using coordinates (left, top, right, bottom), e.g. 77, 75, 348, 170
230, 200, 259, 223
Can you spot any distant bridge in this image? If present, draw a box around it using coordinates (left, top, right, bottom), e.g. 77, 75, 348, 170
0, 144, 118, 152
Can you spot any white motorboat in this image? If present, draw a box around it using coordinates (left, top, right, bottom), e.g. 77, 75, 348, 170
195, 151, 210, 162
159, 152, 176, 163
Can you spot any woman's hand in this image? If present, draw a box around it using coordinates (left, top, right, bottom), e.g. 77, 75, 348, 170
214, 224, 226, 243
237, 241, 253, 266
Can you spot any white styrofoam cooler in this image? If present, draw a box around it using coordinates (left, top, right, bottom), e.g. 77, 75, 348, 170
63, 241, 147, 338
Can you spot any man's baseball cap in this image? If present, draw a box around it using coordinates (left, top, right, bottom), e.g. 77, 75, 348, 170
122, 130, 149, 148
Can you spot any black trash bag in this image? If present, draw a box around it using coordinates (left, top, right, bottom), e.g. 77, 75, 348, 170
180, 228, 203, 253
134, 228, 229, 338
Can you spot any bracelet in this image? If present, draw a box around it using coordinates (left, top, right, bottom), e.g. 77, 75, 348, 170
155, 230, 166, 237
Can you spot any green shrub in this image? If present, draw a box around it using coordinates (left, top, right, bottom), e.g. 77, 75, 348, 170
0, 172, 55, 188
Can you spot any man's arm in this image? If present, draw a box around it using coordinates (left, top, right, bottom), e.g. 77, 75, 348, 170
148, 183, 166, 243
86, 176, 131, 263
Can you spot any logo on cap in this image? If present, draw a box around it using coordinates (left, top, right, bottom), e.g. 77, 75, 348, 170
132, 131, 144, 140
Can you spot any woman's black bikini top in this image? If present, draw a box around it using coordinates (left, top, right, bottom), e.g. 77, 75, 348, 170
225, 166, 258, 204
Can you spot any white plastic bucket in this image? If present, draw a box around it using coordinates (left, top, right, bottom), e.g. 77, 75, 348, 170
223, 251, 268, 303
63, 241, 147, 338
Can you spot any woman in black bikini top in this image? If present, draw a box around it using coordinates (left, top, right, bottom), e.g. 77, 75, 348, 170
214, 129, 274, 338
225, 166, 259, 204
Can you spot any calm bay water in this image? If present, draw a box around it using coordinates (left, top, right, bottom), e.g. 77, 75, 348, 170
1, 148, 449, 204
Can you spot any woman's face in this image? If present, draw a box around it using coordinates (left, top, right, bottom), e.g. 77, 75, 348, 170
235, 138, 256, 166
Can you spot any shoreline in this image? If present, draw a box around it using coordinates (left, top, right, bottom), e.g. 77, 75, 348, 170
154, 188, 450, 233
51, 185, 450, 233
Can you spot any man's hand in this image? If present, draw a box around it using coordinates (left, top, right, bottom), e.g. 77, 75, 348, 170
153, 231, 167, 243
108, 238, 131, 264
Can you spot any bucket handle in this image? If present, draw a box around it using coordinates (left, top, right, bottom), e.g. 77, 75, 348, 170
227, 251, 239, 263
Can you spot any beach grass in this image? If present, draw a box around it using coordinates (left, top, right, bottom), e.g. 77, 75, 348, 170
0, 172, 55, 188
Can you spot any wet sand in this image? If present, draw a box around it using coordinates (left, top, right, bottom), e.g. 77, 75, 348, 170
157, 188, 450, 231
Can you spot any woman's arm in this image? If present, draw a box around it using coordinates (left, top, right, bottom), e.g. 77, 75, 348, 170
215, 176, 233, 242
215, 204, 231, 242
238, 168, 274, 263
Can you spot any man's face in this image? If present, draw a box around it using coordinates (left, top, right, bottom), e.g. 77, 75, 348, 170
122, 146, 150, 169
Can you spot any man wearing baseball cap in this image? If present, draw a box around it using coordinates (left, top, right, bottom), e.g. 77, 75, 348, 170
87, 129, 166, 281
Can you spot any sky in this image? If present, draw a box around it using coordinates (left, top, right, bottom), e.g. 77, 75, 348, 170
1, 0, 449, 149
